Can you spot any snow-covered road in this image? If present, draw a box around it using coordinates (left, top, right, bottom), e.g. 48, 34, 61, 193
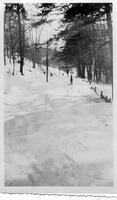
4, 62, 113, 186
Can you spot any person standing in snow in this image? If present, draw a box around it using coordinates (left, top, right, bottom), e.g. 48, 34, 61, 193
67, 69, 69, 77
70, 74, 73, 84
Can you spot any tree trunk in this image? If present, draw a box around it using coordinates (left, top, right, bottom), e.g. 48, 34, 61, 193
94, 54, 98, 83
46, 41, 49, 82
17, 5, 23, 75
4, 10, 6, 65
76, 59, 78, 77
99, 65, 102, 82
87, 65, 92, 82
77, 58, 81, 77
22, 19, 25, 66
33, 45, 36, 69
59, 62, 60, 75
81, 59, 85, 78
39, 50, 42, 68
12, 56, 15, 76
4, 50, 6, 65
105, 68, 109, 83
105, 4, 113, 97
92, 15, 98, 83
8, 12, 12, 63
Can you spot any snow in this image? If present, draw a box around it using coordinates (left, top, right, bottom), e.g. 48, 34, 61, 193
91, 82, 112, 100
4, 59, 113, 186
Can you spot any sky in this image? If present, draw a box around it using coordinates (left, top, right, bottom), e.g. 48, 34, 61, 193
24, 4, 64, 49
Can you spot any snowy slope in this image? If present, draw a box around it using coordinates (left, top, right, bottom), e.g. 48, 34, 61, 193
4, 59, 113, 186
91, 81, 112, 100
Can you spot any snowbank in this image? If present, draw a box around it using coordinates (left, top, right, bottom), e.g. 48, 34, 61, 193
90, 82, 112, 100
4, 58, 113, 186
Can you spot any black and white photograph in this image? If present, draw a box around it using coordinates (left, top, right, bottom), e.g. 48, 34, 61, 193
3, 2, 114, 188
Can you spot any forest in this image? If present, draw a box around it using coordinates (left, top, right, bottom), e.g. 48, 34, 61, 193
4, 3, 113, 89
4, 3, 113, 187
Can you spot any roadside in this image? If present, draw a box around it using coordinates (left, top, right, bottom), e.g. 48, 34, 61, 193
4, 61, 113, 186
